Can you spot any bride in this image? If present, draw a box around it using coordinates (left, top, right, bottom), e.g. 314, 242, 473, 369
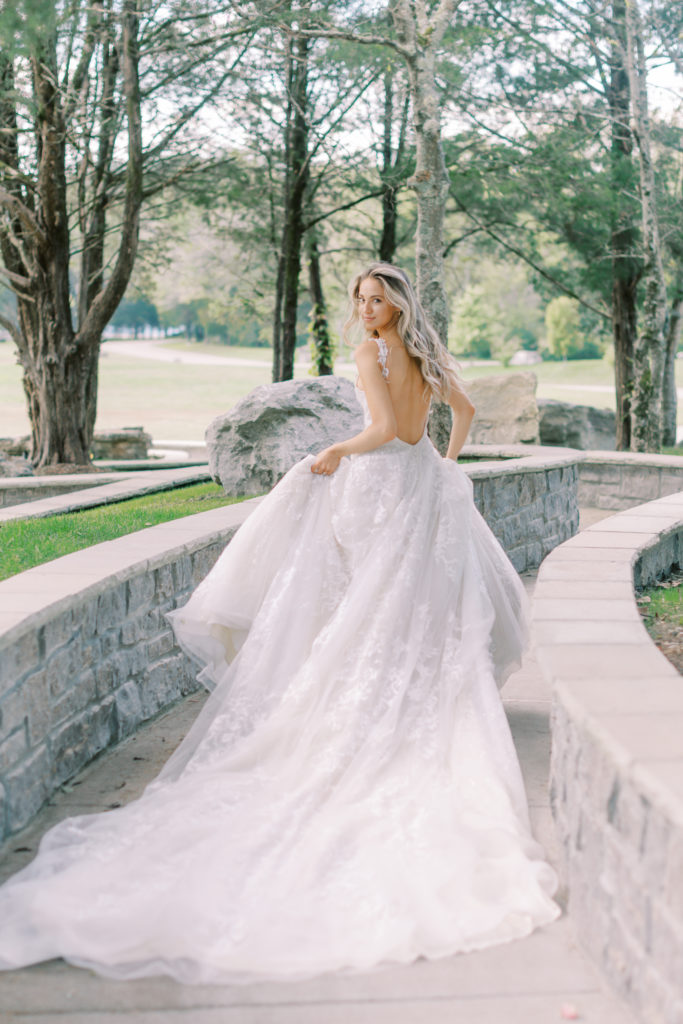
0, 262, 559, 984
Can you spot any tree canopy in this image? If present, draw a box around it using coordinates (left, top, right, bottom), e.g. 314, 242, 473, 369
0, 0, 681, 460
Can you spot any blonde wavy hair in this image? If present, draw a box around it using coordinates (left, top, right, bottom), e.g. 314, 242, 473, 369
344, 262, 462, 402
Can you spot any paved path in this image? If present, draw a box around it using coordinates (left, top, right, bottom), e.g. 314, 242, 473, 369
103, 339, 338, 371
0, 565, 635, 1023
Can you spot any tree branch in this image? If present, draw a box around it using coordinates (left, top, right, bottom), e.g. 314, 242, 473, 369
449, 187, 612, 322
303, 188, 387, 231
0, 262, 33, 291
76, 0, 143, 344
0, 187, 48, 249
0, 310, 21, 347
294, 27, 411, 59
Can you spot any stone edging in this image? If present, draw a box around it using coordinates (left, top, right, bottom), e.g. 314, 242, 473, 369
0, 465, 212, 522
533, 491, 683, 1023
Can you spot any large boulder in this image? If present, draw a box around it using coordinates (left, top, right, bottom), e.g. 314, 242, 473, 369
207, 376, 365, 496
465, 372, 540, 445
538, 399, 616, 450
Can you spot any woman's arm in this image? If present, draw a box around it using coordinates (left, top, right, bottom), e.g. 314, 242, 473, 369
311, 342, 397, 475
444, 380, 476, 461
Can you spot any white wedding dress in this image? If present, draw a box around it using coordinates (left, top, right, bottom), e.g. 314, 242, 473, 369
0, 343, 559, 984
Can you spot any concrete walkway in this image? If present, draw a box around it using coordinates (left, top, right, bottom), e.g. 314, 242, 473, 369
0, 568, 636, 1024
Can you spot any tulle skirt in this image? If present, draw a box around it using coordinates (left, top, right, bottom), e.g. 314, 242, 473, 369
0, 434, 560, 983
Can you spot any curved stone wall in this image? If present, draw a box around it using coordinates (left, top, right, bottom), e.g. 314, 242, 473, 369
534, 492, 683, 1024
0, 454, 579, 847
468, 452, 579, 572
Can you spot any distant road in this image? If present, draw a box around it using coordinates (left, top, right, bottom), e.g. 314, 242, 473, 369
103, 339, 273, 368
103, 338, 356, 371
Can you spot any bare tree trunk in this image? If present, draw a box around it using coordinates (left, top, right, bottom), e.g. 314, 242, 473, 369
607, 0, 640, 452
272, 30, 293, 383
0, 0, 143, 468
625, 0, 667, 451
378, 66, 410, 264
307, 229, 333, 375
390, 0, 455, 345
1, 1, 246, 467
662, 276, 682, 447
389, 0, 458, 447
273, 33, 309, 381
379, 69, 398, 263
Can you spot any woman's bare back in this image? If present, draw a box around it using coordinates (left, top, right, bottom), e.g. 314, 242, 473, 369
369, 335, 431, 445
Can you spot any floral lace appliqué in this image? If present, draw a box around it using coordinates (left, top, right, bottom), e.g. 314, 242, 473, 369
375, 336, 390, 380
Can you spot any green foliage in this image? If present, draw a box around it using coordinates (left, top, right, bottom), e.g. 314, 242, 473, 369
637, 568, 683, 674
544, 297, 581, 360
0, 484, 247, 581
111, 296, 159, 335
449, 261, 543, 364
543, 297, 607, 361
308, 304, 336, 376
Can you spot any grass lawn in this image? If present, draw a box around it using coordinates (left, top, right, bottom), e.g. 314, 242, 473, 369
162, 341, 275, 361
0, 339, 681, 442
637, 569, 683, 676
0, 482, 246, 582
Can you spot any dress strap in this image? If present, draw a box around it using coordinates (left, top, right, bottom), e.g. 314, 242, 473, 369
375, 337, 390, 380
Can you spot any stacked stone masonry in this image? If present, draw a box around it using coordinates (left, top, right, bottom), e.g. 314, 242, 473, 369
0, 516, 246, 845
471, 461, 579, 572
0, 456, 579, 847
535, 493, 683, 1024
578, 454, 683, 511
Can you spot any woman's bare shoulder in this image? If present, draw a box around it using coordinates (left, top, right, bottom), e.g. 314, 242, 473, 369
354, 338, 382, 366
354, 337, 379, 356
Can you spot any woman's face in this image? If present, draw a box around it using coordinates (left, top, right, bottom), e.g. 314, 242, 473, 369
357, 277, 398, 334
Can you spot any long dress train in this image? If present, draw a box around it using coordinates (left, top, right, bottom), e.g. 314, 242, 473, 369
0, 360, 560, 984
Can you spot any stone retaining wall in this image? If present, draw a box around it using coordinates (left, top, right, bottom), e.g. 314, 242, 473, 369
0, 454, 579, 847
0, 476, 112, 510
0, 503, 258, 844
578, 452, 683, 510
469, 456, 579, 572
534, 493, 683, 1024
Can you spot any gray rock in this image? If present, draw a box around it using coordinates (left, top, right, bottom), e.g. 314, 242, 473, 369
0, 452, 34, 477
427, 401, 452, 456
465, 372, 540, 445
91, 427, 151, 460
0, 435, 30, 458
207, 376, 364, 496
538, 399, 616, 450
